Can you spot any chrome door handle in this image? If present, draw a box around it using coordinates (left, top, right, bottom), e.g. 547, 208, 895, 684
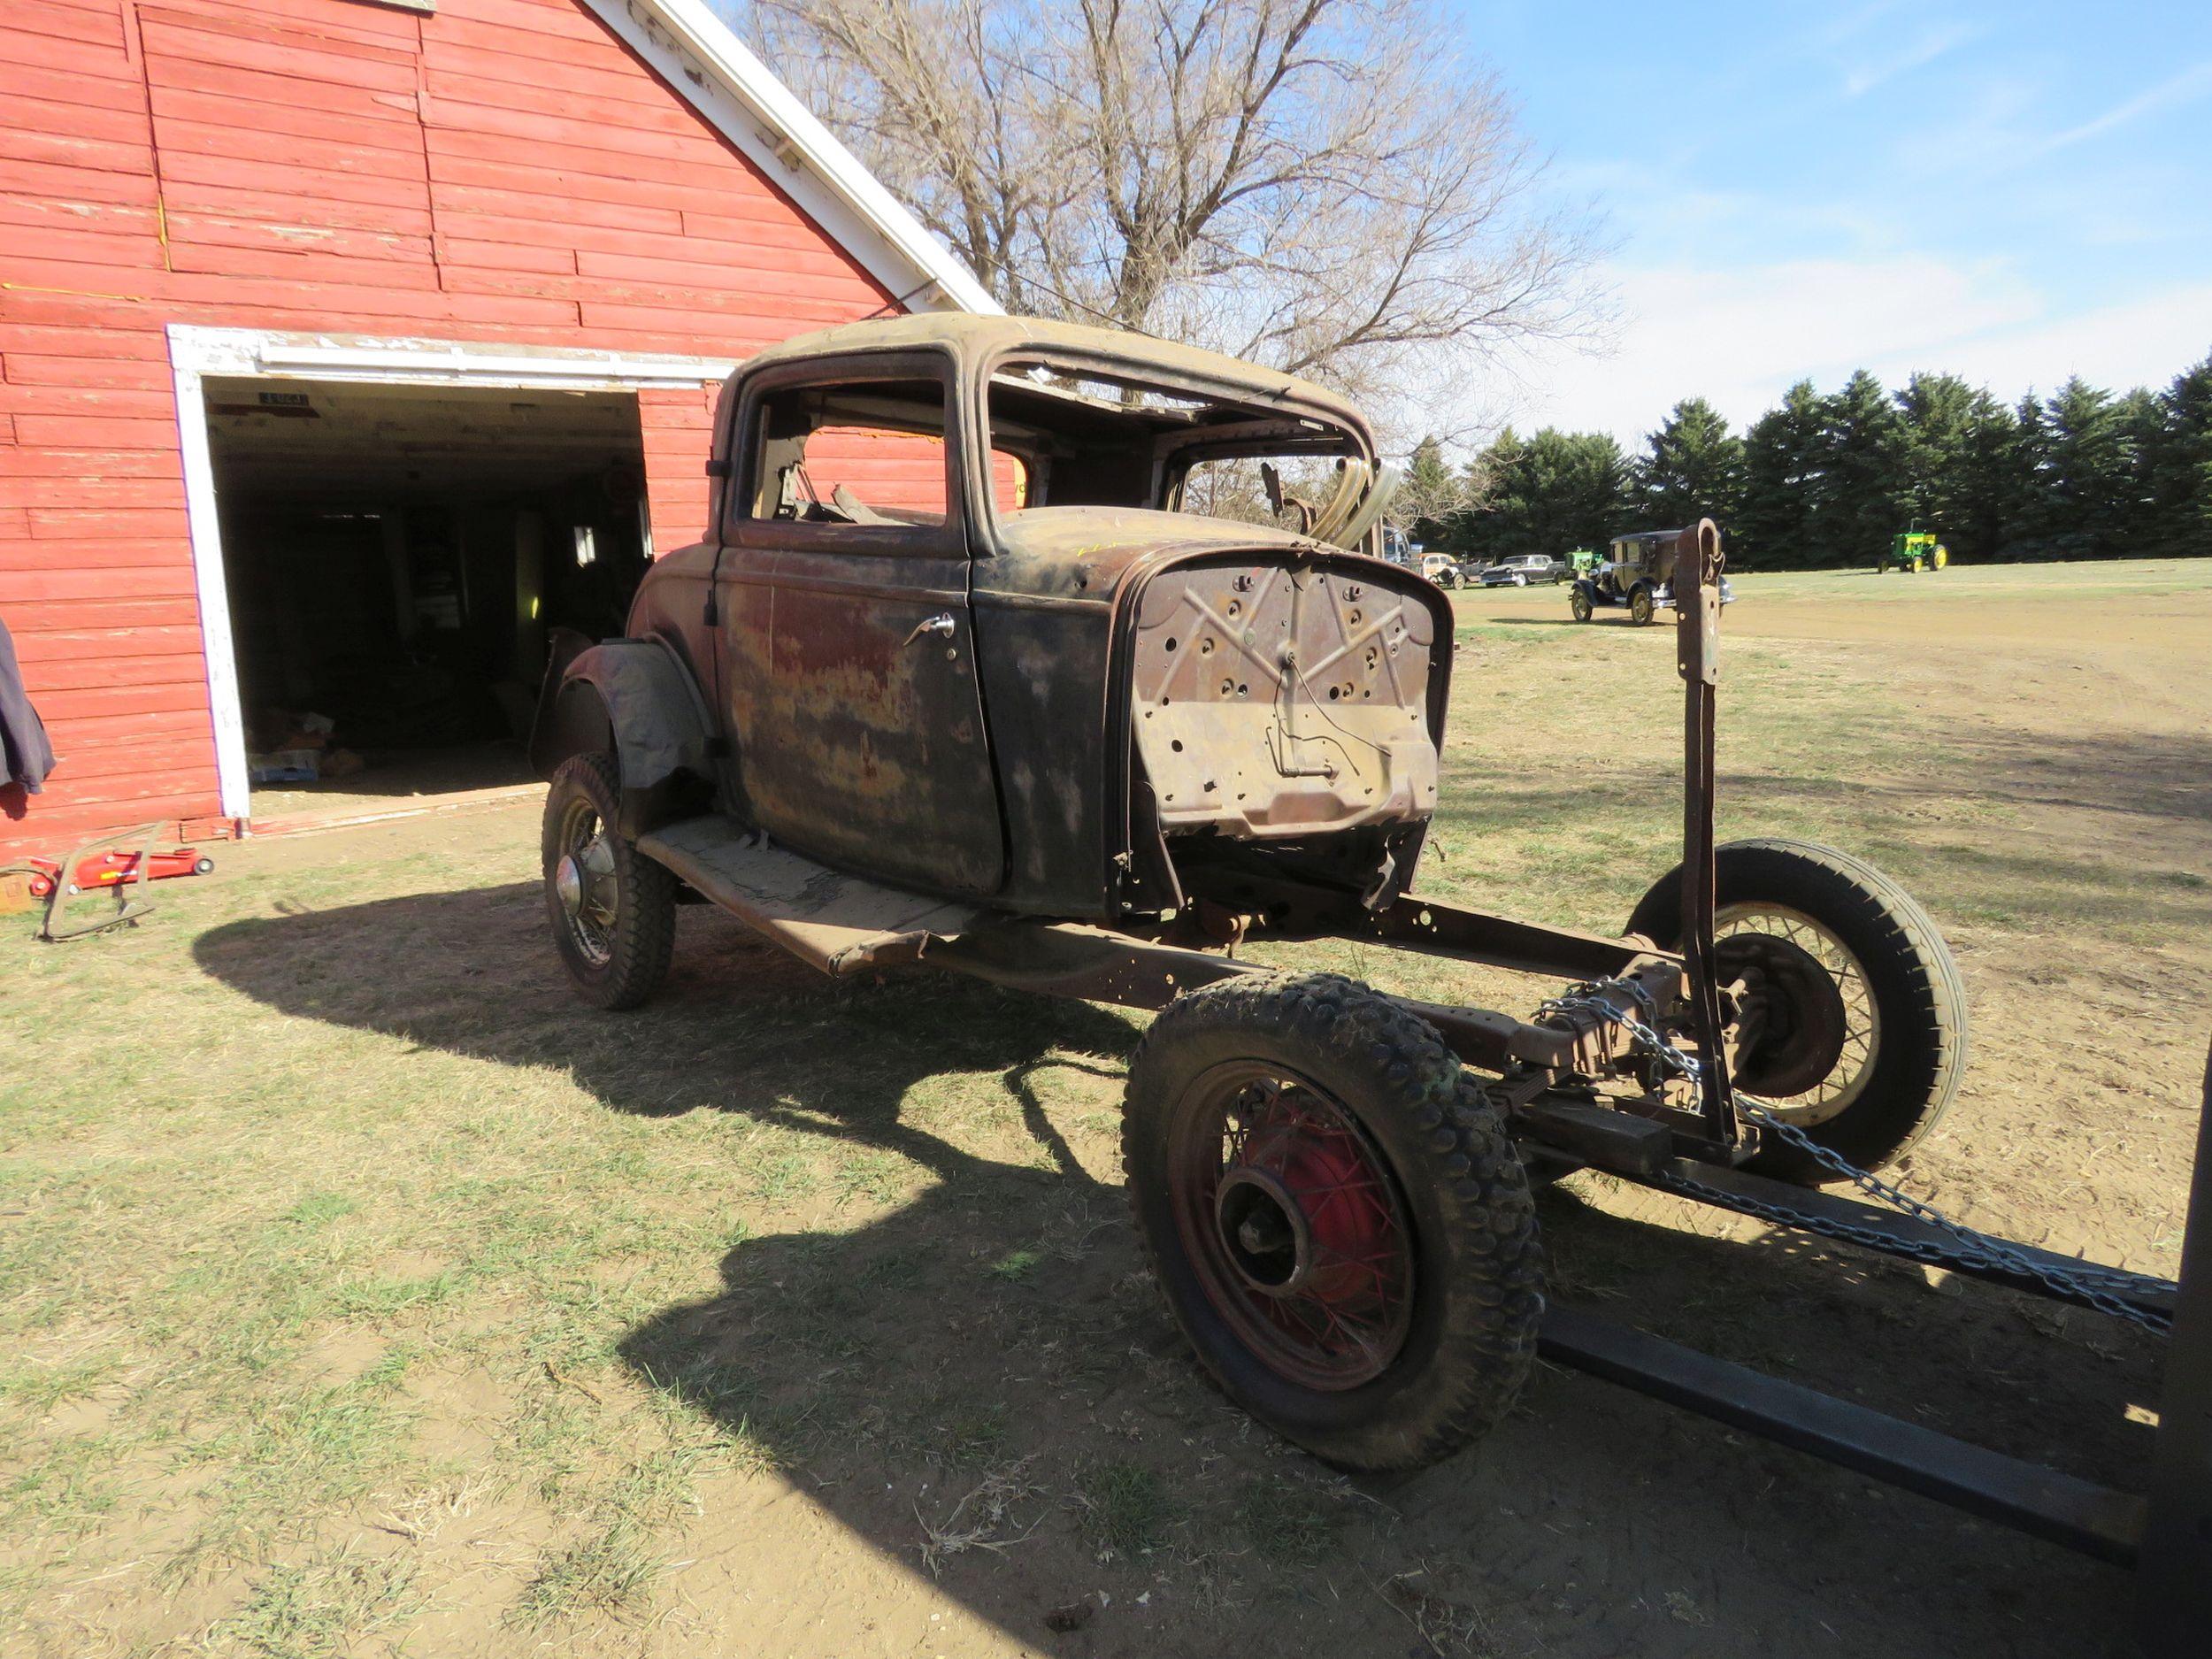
903, 613, 956, 646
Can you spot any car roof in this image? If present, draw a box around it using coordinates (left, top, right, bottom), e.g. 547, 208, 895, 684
737, 313, 1368, 437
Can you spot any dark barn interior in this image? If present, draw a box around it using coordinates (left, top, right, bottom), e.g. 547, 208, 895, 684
203, 377, 652, 814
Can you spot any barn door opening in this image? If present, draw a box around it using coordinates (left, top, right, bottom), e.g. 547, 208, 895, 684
200, 378, 651, 821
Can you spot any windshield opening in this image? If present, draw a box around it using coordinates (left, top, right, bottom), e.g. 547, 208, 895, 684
985, 357, 1365, 531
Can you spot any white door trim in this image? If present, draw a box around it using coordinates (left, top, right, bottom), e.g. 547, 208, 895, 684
166, 325, 736, 823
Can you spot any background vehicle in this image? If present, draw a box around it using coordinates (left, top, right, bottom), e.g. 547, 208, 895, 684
533, 316, 1972, 1502
1479, 553, 1567, 587
1572, 527, 1737, 624
1880, 529, 1951, 573
1421, 550, 1461, 586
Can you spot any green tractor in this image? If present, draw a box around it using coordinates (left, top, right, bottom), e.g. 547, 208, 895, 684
1878, 529, 1950, 574
1566, 546, 1602, 578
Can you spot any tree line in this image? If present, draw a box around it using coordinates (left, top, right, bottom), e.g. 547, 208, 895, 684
1407, 355, 2212, 569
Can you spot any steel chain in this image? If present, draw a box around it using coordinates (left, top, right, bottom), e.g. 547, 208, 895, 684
1544, 979, 2174, 1334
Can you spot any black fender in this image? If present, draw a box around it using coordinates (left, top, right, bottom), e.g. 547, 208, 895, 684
529, 630, 718, 835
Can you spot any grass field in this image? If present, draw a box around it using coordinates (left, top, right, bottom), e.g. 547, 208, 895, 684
4, 557, 2209, 1658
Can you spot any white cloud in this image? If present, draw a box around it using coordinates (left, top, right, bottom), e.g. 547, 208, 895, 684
2034, 60, 2212, 157
1478, 257, 2212, 447
1840, 20, 1981, 98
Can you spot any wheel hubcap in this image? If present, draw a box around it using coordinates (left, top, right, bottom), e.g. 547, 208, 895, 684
553, 798, 620, 968
1171, 1064, 1414, 1390
1716, 902, 1879, 1125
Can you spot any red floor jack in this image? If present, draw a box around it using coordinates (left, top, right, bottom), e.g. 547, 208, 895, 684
3, 821, 216, 941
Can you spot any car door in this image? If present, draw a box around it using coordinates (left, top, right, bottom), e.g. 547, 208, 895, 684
717, 353, 1004, 896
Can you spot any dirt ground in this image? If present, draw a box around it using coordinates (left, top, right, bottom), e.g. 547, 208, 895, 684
3, 558, 2208, 1658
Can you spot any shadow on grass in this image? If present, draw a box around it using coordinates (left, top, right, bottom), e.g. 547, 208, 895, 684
194, 886, 2155, 1656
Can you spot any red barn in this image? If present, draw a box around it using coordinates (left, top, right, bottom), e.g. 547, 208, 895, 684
0, 0, 993, 856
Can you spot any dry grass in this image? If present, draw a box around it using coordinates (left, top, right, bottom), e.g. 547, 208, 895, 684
0, 557, 2207, 1656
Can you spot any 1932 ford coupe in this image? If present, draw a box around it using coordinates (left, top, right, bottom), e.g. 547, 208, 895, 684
530, 315, 1968, 1473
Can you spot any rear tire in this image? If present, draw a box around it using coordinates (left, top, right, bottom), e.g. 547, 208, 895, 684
1627, 839, 1966, 1182
1123, 973, 1542, 1471
542, 752, 675, 1010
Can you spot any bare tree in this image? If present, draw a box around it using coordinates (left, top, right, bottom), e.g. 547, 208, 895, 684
726, 0, 1602, 438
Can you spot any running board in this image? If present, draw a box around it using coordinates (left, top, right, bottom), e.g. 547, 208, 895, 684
1540, 1305, 2147, 1565
637, 818, 986, 977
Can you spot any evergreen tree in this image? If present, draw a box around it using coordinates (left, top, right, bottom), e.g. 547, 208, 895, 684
1954, 388, 2020, 563
2003, 390, 2055, 557
2147, 353, 2212, 557
1634, 398, 1745, 530
1736, 380, 1823, 568
1810, 370, 1907, 566
2043, 377, 2132, 558
1894, 372, 1980, 551
1455, 426, 1628, 560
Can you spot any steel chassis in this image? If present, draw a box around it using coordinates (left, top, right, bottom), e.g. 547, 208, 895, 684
634, 521, 2207, 1642
932, 522, 2209, 1646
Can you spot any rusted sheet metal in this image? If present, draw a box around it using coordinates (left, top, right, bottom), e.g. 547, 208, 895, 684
1129, 561, 1437, 837
637, 818, 985, 975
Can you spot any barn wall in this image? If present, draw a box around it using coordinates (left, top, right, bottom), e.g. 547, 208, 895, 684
0, 0, 908, 852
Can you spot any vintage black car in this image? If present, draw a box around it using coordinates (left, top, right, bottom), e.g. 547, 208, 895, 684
528, 315, 1962, 1478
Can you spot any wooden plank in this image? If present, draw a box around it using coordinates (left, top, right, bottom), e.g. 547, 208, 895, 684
147, 83, 428, 154
3, 541, 196, 572
424, 124, 749, 194
0, 156, 161, 205
419, 36, 669, 109
20, 656, 214, 695
44, 737, 216, 781
11, 415, 181, 450
156, 0, 420, 47
0, 61, 149, 115
0, 322, 173, 360
0, 446, 184, 479
147, 150, 431, 213
0, 127, 156, 180
0, 596, 200, 634
5, 0, 130, 54
0, 565, 198, 603
0, 385, 179, 420
28, 507, 194, 540
434, 237, 577, 276
422, 181, 685, 238
0, 223, 163, 272
142, 52, 422, 125
0, 26, 146, 81
159, 211, 432, 268
164, 238, 442, 289
4, 356, 174, 394
0, 91, 153, 148
423, 65, 706, 140
24, 678, 211, 717
149, 120, 433, 189
0, 472, 186, 509
136, 6, 419, 83
157, 176, 437, 239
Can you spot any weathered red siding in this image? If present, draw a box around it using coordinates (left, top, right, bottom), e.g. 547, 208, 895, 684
0, 0, 909, 852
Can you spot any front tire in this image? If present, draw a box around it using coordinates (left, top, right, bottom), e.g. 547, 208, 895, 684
542, 752, 675, 1010
1629, 585, 1655, 626
1123, 973, 1542, 1471
1570, 582, 1594, 623
1626, 839, 1966, 1183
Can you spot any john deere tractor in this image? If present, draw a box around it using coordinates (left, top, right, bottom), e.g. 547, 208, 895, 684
1879, 529, 1950, 574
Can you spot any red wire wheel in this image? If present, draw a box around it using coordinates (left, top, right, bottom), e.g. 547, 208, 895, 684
1169, 1063, 1415, 1389
1124, 972, 1543, 1471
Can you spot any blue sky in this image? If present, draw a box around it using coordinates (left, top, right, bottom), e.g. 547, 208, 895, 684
1460, 0, 2212, 445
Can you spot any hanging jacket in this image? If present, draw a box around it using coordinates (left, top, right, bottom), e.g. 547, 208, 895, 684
0, 613, 57, 795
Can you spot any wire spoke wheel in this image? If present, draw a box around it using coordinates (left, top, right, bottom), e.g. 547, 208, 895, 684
1715, 902, 1880, 1127
1170, 1064, 1415, 1390
1627, 838, 1967, 1182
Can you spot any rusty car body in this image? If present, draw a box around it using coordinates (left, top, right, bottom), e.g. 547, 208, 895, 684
528, 317, 2209, 1647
